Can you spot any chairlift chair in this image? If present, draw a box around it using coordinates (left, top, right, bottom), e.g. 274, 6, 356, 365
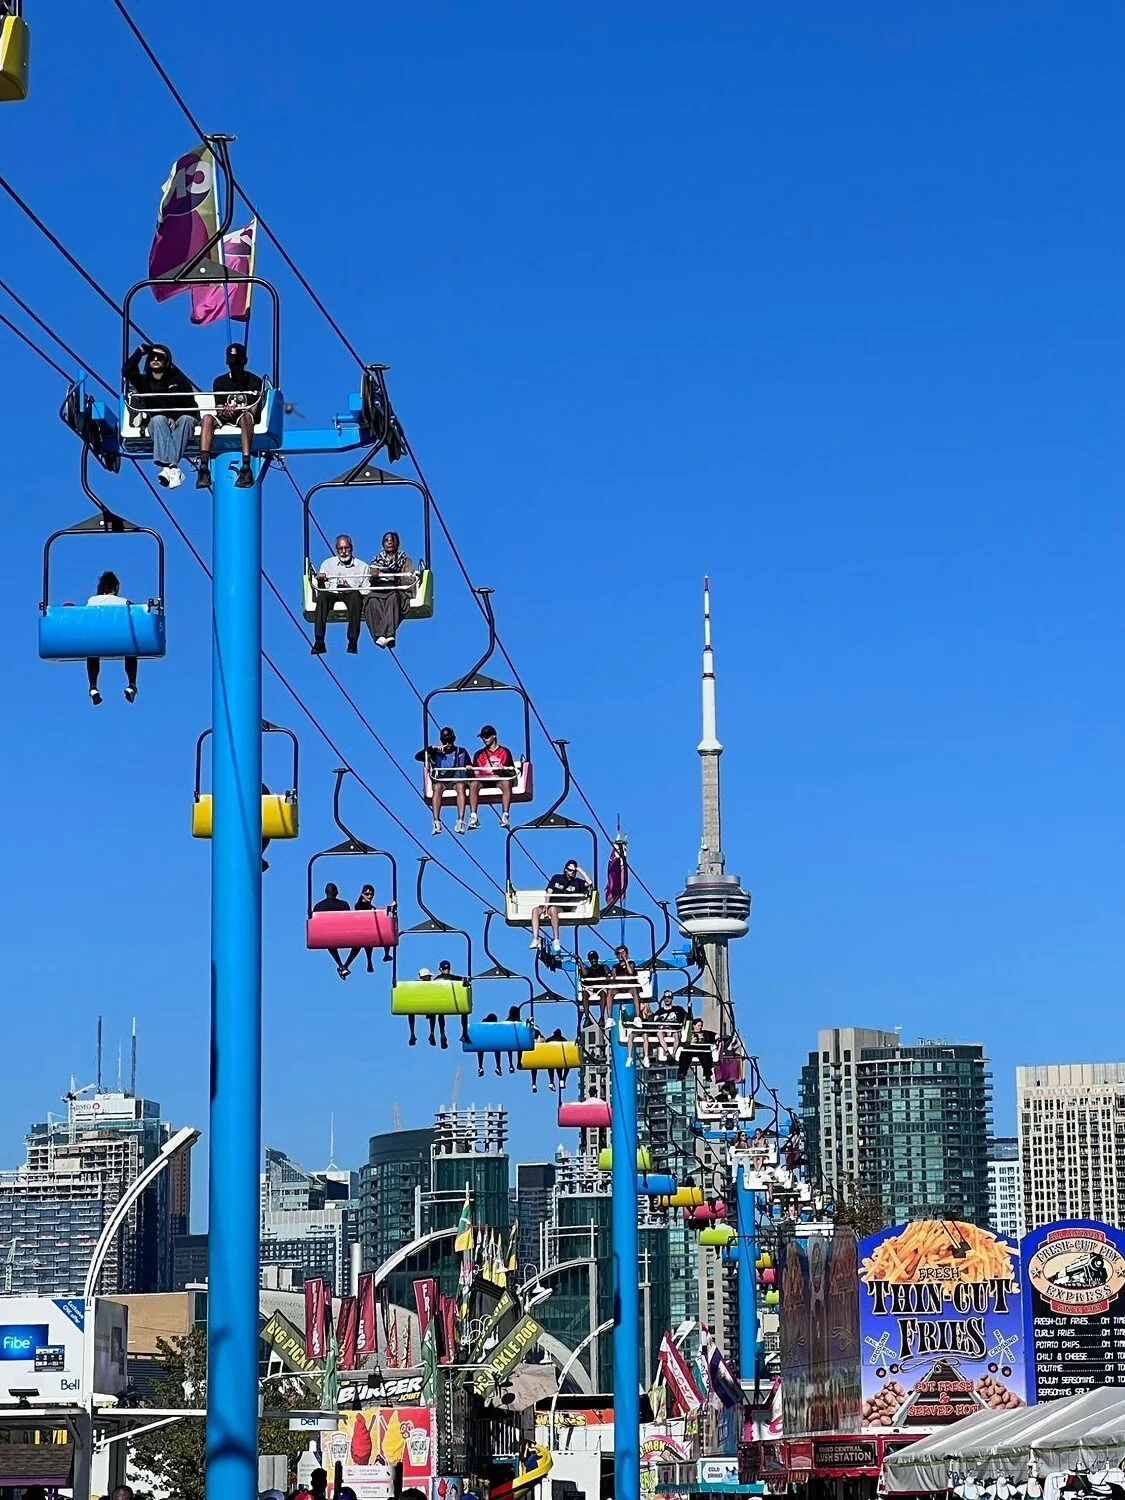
462, 913, 532, 1052
557, 1099, 612, 1130
421, 589, 533, 809
119, 273, 285, 457
389, 857, 472, 1017
39, 457, 166, 663
699, 1225, 738, 1249
306, 769, 399, 954
505, 741, 599, 928
0, 2, 28, 103
301, 460, 434, 627
192, 722, 299, 838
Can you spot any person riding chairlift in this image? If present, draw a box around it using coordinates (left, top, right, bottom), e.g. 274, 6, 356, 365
195, 342, 262, 491
84, 570, 138, 706
122, 342, 197, 489
416, 726, 471, 836
467, 724, 517, 830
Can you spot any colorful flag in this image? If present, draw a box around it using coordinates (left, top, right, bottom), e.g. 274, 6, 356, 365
439, 1293, 458, 1364
506, 1220, 520, 1273
148, 143, 219, 301
420, 1319, 439, 1405
356, 1272, 377, 1355
605, 840, 628, 907
304, 1278, 331, 1361
493, 1231, 508, 1287
413, 1278, 439, 1339
707, 1342, 744, 1409
658, 1332, 704, 1415
453, 1186, 474, 1253
336, 1295, 358, 1372
403, 1318, 413, 1368
190, 219, 257, 325
388, 1309, 400, 1369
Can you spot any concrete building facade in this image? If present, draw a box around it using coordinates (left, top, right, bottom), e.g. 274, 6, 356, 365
1018, 1063, 1125, 1230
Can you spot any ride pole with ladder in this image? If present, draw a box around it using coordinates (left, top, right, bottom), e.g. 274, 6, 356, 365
208, 448, 266, 1500
610, 1019, 640, 1500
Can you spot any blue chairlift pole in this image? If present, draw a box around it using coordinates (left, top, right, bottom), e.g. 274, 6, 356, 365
734, 1164, 759, 1386
208, 451, 265, 1500
610, 1021, 640, 1500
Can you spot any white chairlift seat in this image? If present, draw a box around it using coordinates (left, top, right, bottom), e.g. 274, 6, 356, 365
427, 756, 532, 807
579, 968, 654, 1004
505, 885, 600, 927
695, 1094, 757, 1124
120, 386, 284, 455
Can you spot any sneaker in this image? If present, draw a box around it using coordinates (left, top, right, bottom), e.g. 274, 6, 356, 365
166, 467, 184, 489
124, 685, 137, 704
89, 688, 102, 706
500, 812, 510, 828
548, 1078, 556, 1092
428, 1035, 436, 1047
385, 636, 396, 649
508, 1061, 515, 1074
195, 464, 211, 490
337, 965, 350, 980
346, 641, 358, 654
467, 815, 480, 831
551, 939, 562, 955
432, 819, 443, 836
495, 1063, 503, 1076
478, 1065, 485, 1079
454, 818, 465, 835
235, 463, 254, 489
440, 1036, 448, 1050
529, 938, 539, 950
156, 467, 172, 488
311, 640, 327, 655
409, 1035, 417, 1047
374, 637, 389, 648
531, 1082, 538, 1094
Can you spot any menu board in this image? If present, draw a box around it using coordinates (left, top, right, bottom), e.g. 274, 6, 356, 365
1023, 1220, 1125, 1402
858, 1221, 1025, 1429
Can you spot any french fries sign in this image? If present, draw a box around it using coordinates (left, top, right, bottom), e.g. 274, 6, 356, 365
858, 1221, 1026, 1427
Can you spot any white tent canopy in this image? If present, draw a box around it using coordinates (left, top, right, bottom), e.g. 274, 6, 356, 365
882, 1388, 1125, 1493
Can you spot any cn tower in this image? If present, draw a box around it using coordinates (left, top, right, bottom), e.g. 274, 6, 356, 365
675, 578, 751, 1039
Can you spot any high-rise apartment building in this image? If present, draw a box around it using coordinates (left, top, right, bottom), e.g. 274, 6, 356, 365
0, 1089, 187, 1295
513, 1162, 556, 1273
987, 1137, 1023, 1239
1018, 1063, 1125, 1230
799, 1027, 991, 1226
359, 1127, 432, 1274
259, 1147, 358, 1293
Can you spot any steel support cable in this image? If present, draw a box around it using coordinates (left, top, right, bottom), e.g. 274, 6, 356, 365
0, 311, 498, 908
105, 0, 668, 916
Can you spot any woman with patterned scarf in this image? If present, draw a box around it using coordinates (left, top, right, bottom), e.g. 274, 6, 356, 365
363, 529, 415, 648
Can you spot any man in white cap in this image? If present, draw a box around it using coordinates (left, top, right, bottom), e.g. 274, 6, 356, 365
196, 341, 263, 491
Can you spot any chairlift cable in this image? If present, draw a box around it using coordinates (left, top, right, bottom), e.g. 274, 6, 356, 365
0, 274, 114, 389
0, 306, 71, 380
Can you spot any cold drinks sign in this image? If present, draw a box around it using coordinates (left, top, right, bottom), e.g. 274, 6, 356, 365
858, 1221, 1026, 1429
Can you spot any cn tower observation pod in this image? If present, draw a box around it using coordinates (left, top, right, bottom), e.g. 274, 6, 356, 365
675, 870, 751, 939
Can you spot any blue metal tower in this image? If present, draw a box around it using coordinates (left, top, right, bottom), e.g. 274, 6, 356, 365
610, 1022, 640, 1500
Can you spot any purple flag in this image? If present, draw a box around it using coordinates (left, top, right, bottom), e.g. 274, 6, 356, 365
708, 1343, 744, 1408
148, 143, 219, 301
190, 221, 257, 325
605, 841, 628, 907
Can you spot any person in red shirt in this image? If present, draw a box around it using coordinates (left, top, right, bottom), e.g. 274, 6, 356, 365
467, 724, 517, 830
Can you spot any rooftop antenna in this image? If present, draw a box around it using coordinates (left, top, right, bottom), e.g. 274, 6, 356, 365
328, 1112, 337, 1171
116, 1040, 122, 1093
96, 1016, 103, 1091
129, 1018, 137, 1096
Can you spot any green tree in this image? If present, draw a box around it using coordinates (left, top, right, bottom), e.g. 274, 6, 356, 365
833, 1177, 889, 1240
129, 1328, 311, 1500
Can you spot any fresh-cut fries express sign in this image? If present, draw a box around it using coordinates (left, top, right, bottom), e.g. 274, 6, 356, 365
858, 1221, 1026, 1430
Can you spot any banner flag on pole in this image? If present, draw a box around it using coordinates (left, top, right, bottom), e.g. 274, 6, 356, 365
190, 219, 257, 325
148, 143, 219, 301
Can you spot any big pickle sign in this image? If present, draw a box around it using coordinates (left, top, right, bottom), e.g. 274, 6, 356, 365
858, 1221, 1026, 1429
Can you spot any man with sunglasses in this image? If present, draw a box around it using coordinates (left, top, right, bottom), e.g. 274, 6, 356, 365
123, 342, 198, 488
467, 723, 517, 830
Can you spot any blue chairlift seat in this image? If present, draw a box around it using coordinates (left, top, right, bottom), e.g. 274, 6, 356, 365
462, 1020, 534, 1054
39, 512, 166, 663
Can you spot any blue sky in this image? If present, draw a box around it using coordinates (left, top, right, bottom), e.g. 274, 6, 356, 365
2, 2, 1122, 1221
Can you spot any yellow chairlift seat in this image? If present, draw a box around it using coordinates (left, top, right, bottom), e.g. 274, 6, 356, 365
192, 723, 300, 840
597, 1146, 653, 1172
657, 1186, 704, 1209
302, 568, 434, 624
0, 14, 29, 104
518, 1040, 580, 1072
505, 886, 600, 928
192, 791, 298, 840
391, 979, 472, 1016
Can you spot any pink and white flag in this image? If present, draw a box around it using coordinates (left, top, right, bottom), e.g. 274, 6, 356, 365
148, 143, 219, 301
190, 220, 257, 325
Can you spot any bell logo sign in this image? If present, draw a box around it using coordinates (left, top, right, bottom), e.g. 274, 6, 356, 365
0, 1325, 49, 1362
